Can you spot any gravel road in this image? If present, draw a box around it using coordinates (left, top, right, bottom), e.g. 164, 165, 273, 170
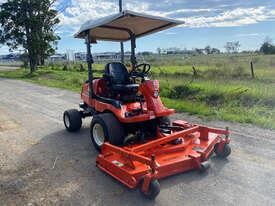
0, 78, 275, 206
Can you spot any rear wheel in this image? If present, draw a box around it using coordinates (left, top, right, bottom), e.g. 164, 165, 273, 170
90, 113, 125, 152
63, 109, 82, 132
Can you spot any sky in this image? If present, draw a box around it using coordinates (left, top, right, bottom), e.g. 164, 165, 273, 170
1, 0, 275, 54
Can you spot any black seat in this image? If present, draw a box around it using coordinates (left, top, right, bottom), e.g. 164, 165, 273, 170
104, 62, 139, 92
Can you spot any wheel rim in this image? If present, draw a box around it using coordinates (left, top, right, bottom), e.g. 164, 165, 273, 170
93, 123, 105, 147
64, 114, 70, 128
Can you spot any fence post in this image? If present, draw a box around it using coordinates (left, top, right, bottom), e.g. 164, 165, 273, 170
80, 63, 84, 72
192, 64, 198, 77
250, 61, 255, 79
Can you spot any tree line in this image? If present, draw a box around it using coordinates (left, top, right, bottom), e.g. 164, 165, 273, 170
156, 39, 275, 56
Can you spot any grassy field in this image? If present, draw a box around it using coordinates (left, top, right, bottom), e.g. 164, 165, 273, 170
0, 54, 275, 129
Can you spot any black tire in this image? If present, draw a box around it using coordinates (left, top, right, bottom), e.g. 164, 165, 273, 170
140, 179, 160, 199
214, 143, 231, 158
63, 109, 82, 132
90, 113, 125, 152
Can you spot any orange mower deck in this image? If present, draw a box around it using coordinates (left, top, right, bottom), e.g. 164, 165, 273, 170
96, 120, 230, 196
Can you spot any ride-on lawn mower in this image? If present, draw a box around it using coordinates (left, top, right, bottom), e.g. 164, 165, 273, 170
63, 10, 231, 199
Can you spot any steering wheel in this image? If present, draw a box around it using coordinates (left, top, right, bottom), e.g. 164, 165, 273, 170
130, 63, 151, 78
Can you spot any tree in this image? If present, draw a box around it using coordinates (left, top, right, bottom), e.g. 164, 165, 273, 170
0, 0, 60, 72
224, 41, 241, 53
234, 41, 241, 52
205, 45, 211, 55
139, 51, 153, 56
211, 48, 220, 54
157, 47, 161, 55
224, 42, 232, 53
260, 37, 275, 54
195, 48, 203, 55
263, 36, 273, 44
260, 42, 275, 54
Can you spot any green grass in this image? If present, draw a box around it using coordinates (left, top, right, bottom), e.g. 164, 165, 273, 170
0, 64, 103, 92
0, 54, 275, 129
0, 68, 86, 92
159, 75, 275, 128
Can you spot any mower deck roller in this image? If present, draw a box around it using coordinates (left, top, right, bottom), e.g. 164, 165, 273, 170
64, 10, 232, 199
97, 121, 230, 198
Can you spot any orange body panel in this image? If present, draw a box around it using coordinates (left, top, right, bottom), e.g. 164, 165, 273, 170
139, 80, 175, 117
81, 79, 174, 123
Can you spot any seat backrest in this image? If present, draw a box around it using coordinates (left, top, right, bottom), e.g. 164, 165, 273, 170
104, 62, 130, 85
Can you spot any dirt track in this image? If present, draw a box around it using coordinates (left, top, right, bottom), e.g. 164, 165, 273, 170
0, 78, 275, 206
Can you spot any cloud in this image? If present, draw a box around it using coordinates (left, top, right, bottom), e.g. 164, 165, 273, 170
56, 0, 153, 36
57, 0, 150, 26
57, 0, 275, 31
2, 0, 275, 30
178, 6, 275, 27
58, 0, 117, 27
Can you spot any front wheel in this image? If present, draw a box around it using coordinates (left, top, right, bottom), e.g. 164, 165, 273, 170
90, 113, 125, 152
63, 109, 82, 132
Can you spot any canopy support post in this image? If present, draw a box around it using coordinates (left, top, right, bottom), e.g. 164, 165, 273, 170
86, 32, 94, 98
119, 0, 124, 63
120, 42, 125, 63
130, 33, 137, 70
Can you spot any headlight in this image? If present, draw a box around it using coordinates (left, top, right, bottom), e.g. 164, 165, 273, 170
153, 90, 159, 98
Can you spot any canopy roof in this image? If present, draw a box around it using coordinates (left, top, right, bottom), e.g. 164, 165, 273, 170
74, 10, 184, 42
